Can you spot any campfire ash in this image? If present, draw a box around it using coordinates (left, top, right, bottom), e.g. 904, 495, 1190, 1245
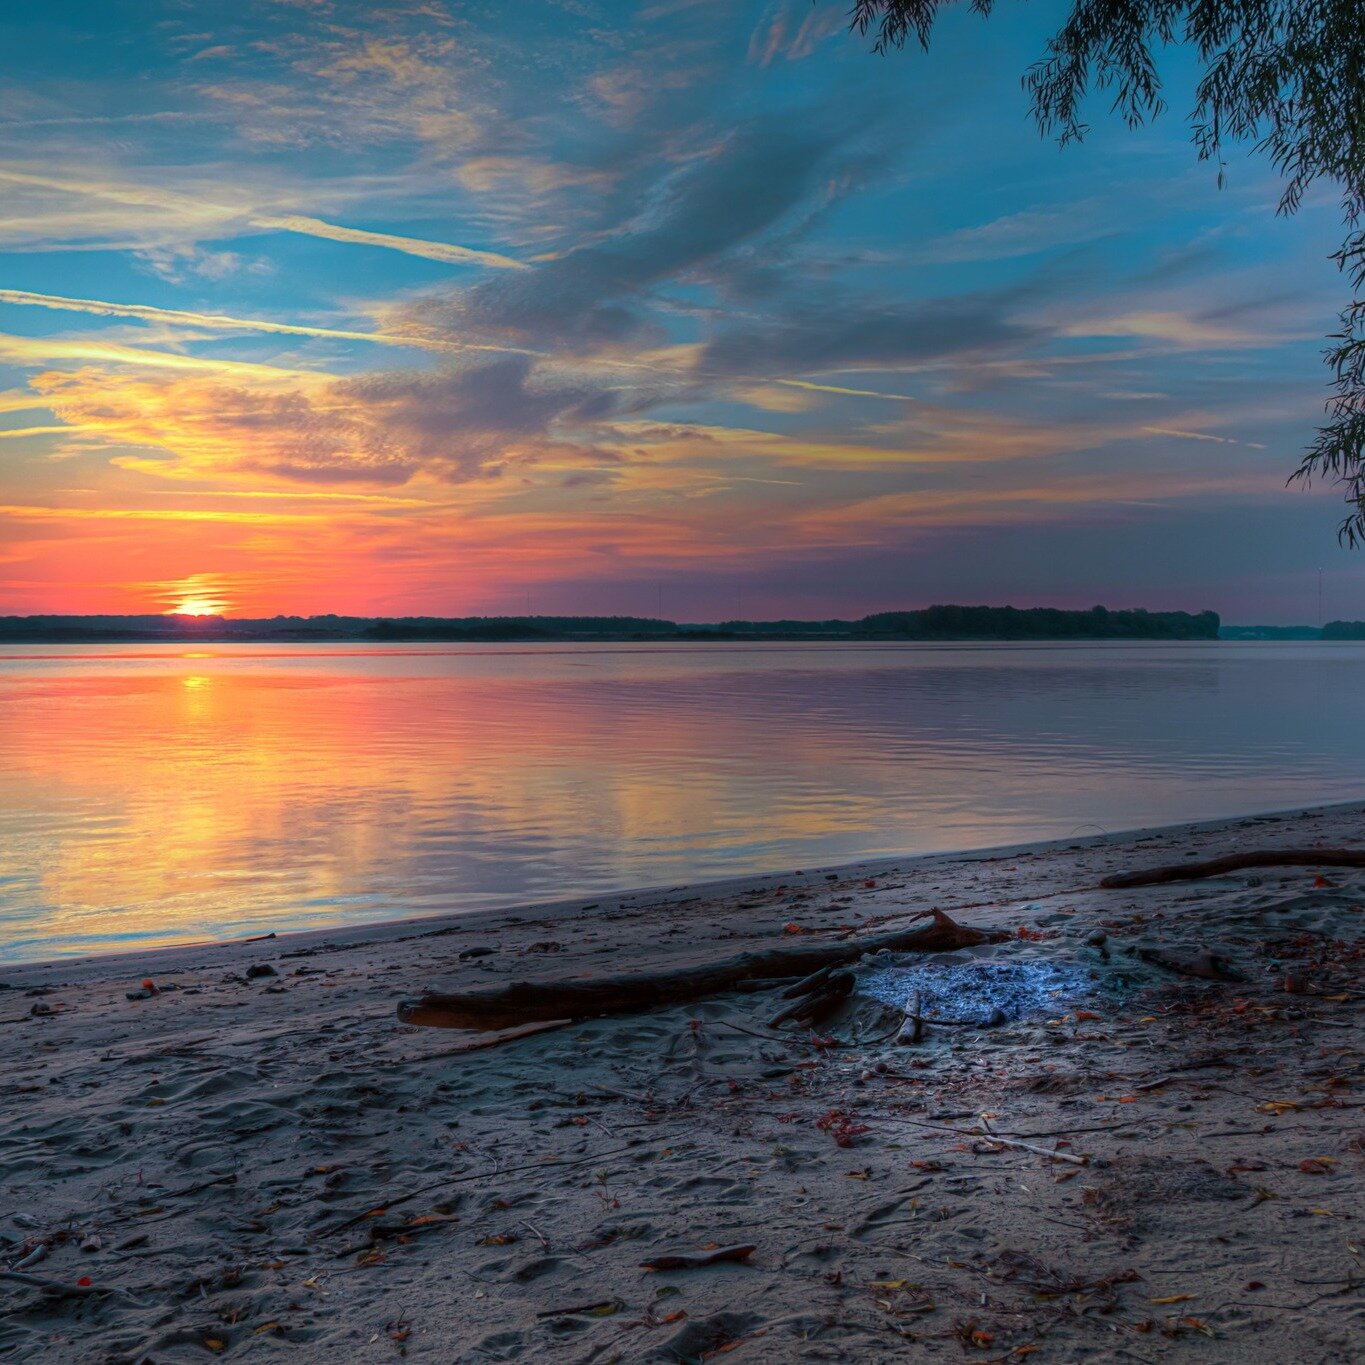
857, 956, 1096, 1027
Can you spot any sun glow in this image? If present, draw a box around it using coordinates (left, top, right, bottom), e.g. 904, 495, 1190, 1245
170, 598, 223, 617
160, 574, 233, 618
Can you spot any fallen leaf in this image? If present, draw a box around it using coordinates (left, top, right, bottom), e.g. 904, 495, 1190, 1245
1150, 1294, 1197, 1304
1257, 1101, 1300, 1115
1299, 1157, 1337, 1174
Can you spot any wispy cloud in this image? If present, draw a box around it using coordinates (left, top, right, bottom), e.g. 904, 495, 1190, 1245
0, 330, 318, 379
0, 169, 524, 268
1144, 426, 1269, 450
248, 215, 526, 269
774, 379, 917, 401
0, 425, 74, 439
0, 287, 532, 357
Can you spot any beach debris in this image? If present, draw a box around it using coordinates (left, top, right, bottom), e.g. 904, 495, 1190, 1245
246, 963, 278, 979
1132, 946, 1245, 982
8, 1242, 48, 1271
390, 1019, 575, 1063
641, 1243, 756, 1271
399, 909, 1006, 1030
536, 1298, 623, 1318
897, 991, 924, 1045
1101, 848, 1365, 888
816, 1109, 870, 1147
768, 969, 854, 1029
974, 1134, 1089, 1166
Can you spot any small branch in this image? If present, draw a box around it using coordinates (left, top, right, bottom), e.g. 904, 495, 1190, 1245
1101, 848, 1365, 888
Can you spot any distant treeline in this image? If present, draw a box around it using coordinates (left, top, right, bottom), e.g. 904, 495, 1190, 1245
1323, 620, 1365, 640
854, 605, 1220, 640
0, 605, 1221, 643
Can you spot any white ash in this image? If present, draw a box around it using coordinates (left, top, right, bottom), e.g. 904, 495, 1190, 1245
857, 956, 1095, 1025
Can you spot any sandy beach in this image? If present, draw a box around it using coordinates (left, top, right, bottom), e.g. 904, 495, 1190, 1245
1, 803, 1361, 1363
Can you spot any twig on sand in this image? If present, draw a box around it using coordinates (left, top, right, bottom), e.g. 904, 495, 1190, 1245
640, 1243, 756, 1271
0, 1269, 145, 1304
972, 1135, 1089, 1165
384, 1019, 574, 1064
536, 1297, 622, 1318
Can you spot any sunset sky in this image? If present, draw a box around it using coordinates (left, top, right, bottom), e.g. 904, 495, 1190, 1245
0, 0, 1358, 622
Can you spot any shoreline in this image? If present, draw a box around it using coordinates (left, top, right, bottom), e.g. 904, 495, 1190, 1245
2, 799, 1361, 1361
6, 796, 1364, 983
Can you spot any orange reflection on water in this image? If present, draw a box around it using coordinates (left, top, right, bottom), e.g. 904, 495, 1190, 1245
3, 641, 1365, 961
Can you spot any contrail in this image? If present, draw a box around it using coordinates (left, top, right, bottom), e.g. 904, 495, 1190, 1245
248, 214, 527, 270
0, 168, 526, 270
0, 288, 539, 358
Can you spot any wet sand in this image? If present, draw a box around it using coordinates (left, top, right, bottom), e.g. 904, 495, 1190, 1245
1, 803, 1362, 1362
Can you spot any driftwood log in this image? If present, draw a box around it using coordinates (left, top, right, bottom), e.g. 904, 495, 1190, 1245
767, 969, 855, 1029
398, 909, 1005, 1030
1100, 848, 1365, 889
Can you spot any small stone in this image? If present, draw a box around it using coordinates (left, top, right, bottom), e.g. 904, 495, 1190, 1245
246, 963, 278, 979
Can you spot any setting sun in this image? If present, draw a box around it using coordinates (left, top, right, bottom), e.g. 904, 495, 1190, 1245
160, 574, 232, 618
169, 598, 221, 617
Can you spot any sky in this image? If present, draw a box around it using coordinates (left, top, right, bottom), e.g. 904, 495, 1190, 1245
0, 0, 1359, 623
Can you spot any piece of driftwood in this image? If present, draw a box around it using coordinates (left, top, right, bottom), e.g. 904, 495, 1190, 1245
382, 1019, 574, 1063
1133, 946, 1245, 982
768, 969, 854, 1028
975, 1135, 1088, 1165
895, 990, 1007, 1043
1101, 848, 1365, 889
640, 1243, 756, 1271
399, 909, 1006, 1031
896, 991, 924, 1046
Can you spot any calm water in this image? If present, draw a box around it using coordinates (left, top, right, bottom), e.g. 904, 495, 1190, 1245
2, 640, 1363, 963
